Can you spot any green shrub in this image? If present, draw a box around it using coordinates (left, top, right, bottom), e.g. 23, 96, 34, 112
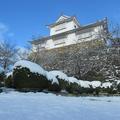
5, 74, 13, 88
116, 83, 120, 92
0, 71, 5, 87
0, 72, 5, 81
94, 87, 100, 96
100, 86, 116, 94
66, 82, 81, 94
13, 67, 49, 90
48, 82, 61, 92
79, 87, 94, 94
0, 82, 3, 87
57, 78, 69, 91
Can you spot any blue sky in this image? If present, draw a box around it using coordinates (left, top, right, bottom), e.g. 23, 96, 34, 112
0, 0, 120, 47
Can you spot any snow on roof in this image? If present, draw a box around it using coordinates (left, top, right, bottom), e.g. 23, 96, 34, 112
14, 60, 46, 76
49, 70, 69, 81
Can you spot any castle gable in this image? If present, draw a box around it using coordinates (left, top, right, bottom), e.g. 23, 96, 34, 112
56, 15, 70, 23
48, 15, 80, 36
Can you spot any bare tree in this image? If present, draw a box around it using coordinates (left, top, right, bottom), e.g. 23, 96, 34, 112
29, 45, 41, 62
0, 40, 18, 72
17, 45, 31, 60
109, 23, 120, 46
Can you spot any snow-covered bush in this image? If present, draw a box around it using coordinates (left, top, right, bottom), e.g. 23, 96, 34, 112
5, 60, 120, 95
47, 72, 97, 94
64, 77, 81, 94
117, 84, 120, 93
49, 71, 70, 91
66, 82, 81, 94
67, 77, 100, 95
46, 72, 60, 91
13, 60, 50, 90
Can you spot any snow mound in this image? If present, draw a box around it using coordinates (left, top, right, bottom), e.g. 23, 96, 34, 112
68, 77, 102, 88
101, 82, 112, 88
91, 81, 101, 88
14, 60, 46, 76
68, 77, 91, 88
49, 71, 69, 81
68, 77, 78, 83
46, 71, 59, 84
78, 80, 91, 88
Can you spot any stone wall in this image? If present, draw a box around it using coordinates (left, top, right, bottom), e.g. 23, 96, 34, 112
30, 40, 120, 81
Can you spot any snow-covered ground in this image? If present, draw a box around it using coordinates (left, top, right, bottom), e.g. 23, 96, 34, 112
0, 91, 120, 120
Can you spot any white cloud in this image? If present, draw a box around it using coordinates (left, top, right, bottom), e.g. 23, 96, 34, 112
0, 23, 8, 32
0, 23, 8, 40
0, 22, 14, 41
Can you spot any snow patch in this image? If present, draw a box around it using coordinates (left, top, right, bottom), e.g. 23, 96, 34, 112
78, 80, 91, 88
46, 71, 59, 84
68, 78, 102, 88
14, 60, 46, 76
91, 81, 101, 88
68, 77, 78, 83
49, 71, 69, 81
101, 82, 112, 88
6, 72, 13, 78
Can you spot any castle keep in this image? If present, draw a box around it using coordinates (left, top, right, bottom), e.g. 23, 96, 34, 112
30, 15, 108, 51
